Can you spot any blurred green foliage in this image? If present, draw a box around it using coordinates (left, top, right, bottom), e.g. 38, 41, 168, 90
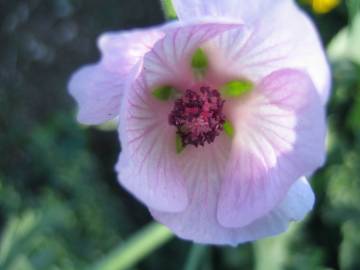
0, 0, 360, 269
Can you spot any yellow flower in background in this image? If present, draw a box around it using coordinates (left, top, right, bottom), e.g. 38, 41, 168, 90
308, 0, 341, 14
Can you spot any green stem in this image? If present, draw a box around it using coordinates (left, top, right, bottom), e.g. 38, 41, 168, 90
184, 244, 208, 270
161, 0, 177, 20
91, 222, 173, 270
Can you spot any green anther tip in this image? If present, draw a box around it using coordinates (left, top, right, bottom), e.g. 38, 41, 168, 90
191, 48, 209, 72
152, 86, 175, 101
223, 121, 235, 138
176, 134, 185, 154
221, 80, 254, 98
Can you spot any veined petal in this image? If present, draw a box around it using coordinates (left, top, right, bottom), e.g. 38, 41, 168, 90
68, 28, 163, 125
143, 22, 240, 89
68, 64, 124, 124
116, 73, 187, 212
217, 69, 326, 228
98, 29, 164, 72
172, 0, 283, 23
173, 0, 331, 103
116, 22, 239, 213
151, 146, 315, 246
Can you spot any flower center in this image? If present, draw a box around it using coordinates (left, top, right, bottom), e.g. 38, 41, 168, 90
169, 86, 226, 147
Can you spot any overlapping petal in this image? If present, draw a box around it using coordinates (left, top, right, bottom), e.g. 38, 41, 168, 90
152, 167, 314, 246
217, 69, 326, 228
173, 0, 331, 103
143, 22, 240, 89
116, 23, 239, 212
172, 0, 282, 23
116, 72, 188, 212
68, 64, 125, 124
68, 28, 164, 125
97, 29, 164, 72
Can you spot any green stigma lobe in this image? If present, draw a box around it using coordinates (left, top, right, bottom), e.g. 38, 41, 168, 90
221, 80, 254, 98
223, 121, 235, 138
176, 134, 185, 154
152, 86, 176, 101
191, 48, 209, 72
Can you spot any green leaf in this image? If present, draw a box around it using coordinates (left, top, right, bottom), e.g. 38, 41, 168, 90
161, 0, 177, 20
223, 121, 235, 138
254, 224, 302, 270
0, 212, 40, 269
347, 0, 360, 26
191, 48, 209, 72
221, 80, 254, 98
328, 13, 360, 65
339, 222, 360, 270
176, 134, 185, 154
152, 86, 176, 101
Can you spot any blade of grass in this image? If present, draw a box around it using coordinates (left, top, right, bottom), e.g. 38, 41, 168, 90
91, 222, 173, 270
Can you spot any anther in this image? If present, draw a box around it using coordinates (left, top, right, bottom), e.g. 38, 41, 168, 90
169, 86, 226, 147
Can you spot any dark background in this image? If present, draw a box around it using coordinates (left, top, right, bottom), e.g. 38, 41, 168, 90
0, 0, 359, 269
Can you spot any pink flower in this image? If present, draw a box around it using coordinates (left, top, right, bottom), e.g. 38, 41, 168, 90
69, 0, 330, 245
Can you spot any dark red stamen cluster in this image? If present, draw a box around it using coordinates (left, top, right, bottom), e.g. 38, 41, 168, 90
169, 86, 226, 147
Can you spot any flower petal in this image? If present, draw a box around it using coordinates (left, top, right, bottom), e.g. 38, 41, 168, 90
68, 64, 124, 124
98, 29, 164, 73
116, 22, 240, 213
217, 69, 325, 228
151, 144, 315, 246
173, 0, 331, 103
68, 28, 163, 125
143, 22, 240, 89
280, 177, 315, 221
116, 72, 187, 213
172, 0, 282, 23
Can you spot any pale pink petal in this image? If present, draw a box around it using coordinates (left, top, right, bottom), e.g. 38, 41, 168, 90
68, 28, 163, 125
173, 0, 331, 103
116, 22, 240, 212
116, 72, 187, 212
115, 81, 198, 213
143, 22, 239, 89
172, 0, 283, 23
98, 28, 165, 73
217, 69, 325, 228
280, 177, 315, 221
151, 134, 315, 245
68, 64, 124, 124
